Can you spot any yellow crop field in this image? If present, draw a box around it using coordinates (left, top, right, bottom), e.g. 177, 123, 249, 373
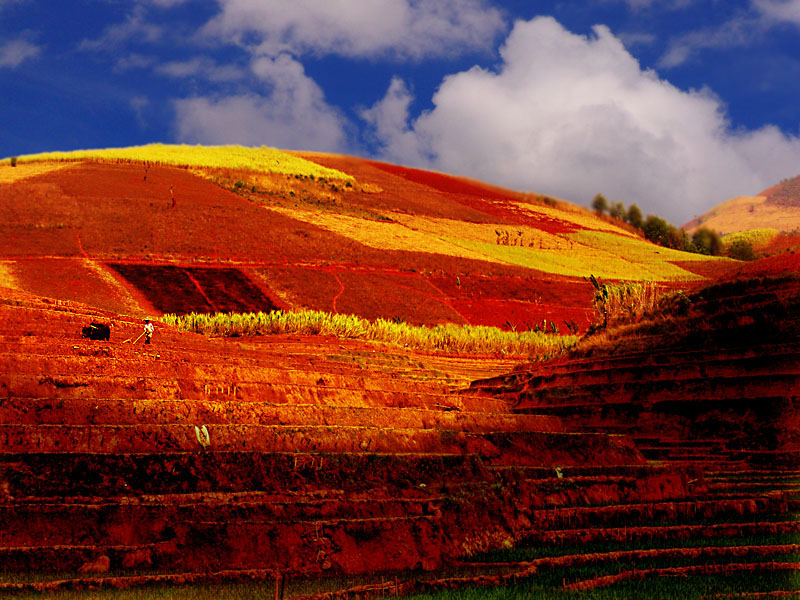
265, 206, 495, 262
1, 143, 353, 181
269, 205, 711, 281
723, 228, 779, 249
0, 162, 72, 183
508, 200, 637, 236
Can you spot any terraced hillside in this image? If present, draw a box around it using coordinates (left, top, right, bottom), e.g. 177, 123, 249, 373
0, 285, 698, 595
2, 279, 797, 597
458, 275, 800, 595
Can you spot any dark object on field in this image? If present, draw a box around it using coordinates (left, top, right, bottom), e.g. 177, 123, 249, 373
81, 322, 111, 341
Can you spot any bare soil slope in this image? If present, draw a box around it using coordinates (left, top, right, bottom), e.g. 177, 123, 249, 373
0, 154, 733, 331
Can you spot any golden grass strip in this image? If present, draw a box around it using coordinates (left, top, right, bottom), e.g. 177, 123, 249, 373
161, 309, 578, 358
267, 207, 706, 281
0, 162, 72, 183
722, 228, 779, 249
1, 144, 353, 181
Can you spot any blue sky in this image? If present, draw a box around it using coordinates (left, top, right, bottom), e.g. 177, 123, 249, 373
2, 0, 800, 225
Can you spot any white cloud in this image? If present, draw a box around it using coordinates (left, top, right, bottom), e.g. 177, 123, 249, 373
114, 53, 156, 72
203, 0, 505, 60
173, 53, 348, 151
659, 1, 800, 68
365, 16, 800, 224
79, 7, 163, 51
130, 96, 150, 127
753, 0, 800, 24
0, 38, 40, 68
658, 13, 755, 68
360, 77, 428, 164
157, 56, 245, 82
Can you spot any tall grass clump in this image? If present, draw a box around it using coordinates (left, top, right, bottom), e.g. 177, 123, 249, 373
588, 275, 661, 329
161, 309, 578, 358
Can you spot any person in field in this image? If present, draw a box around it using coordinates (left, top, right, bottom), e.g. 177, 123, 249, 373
143, 318, 154, 344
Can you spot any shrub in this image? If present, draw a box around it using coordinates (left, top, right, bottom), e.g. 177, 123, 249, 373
692, 227, 723, 256
9, 156, 17, 167
643, 215, 670, 246
727, 239, 756, 261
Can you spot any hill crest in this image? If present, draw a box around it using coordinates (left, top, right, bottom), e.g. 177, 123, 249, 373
0, 144, 735, 332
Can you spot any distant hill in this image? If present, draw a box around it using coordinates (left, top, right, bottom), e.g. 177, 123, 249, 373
0, 145, 735, 332
684, 173, 800, 235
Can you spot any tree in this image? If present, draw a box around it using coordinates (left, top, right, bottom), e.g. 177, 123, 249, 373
592, 193, 608, 215
728, 239, 756, 261
609, 201, 626, 220
666, 226, 689, 251
643, 215, 670, 246
626, 204, 643, 229
691, 227, 723, 256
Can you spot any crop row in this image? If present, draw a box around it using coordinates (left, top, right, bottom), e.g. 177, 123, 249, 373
160, 309, 578, 357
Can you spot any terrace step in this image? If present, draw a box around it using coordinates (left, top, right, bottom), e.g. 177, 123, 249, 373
0, 512, 447, 574
521, 518, 800, 546
0, 492, 449, 548
1, 375, 492, 411
0, 425, 644, 467
0, 397, 563, 433
507, 376, 800, 408
523, 494, 792, 532
0, 452, 493, 498
468, 345, 800, 395
0, 470, 693, 549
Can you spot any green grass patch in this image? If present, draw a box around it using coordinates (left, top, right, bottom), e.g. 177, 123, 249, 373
161, 309, 578, 358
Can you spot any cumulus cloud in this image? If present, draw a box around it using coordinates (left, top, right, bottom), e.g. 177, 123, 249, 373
0, 38, 40, 68
360, 77, 428, 164
173, 53, 348, 151
203, 0, 505, 60
365, 17, 800, 224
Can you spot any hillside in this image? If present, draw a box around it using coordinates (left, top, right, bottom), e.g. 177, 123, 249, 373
0, 145, 732, 334
0, 257, 797, 597
684, 173, 800, 236
1, 145, 799, 597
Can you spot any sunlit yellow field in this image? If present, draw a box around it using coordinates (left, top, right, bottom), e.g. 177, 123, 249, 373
1, 143, 353, 181
722, 228, 779, 249
0, 162, 72, 183
508, 200, 637, 237
267, 206, 712, 281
